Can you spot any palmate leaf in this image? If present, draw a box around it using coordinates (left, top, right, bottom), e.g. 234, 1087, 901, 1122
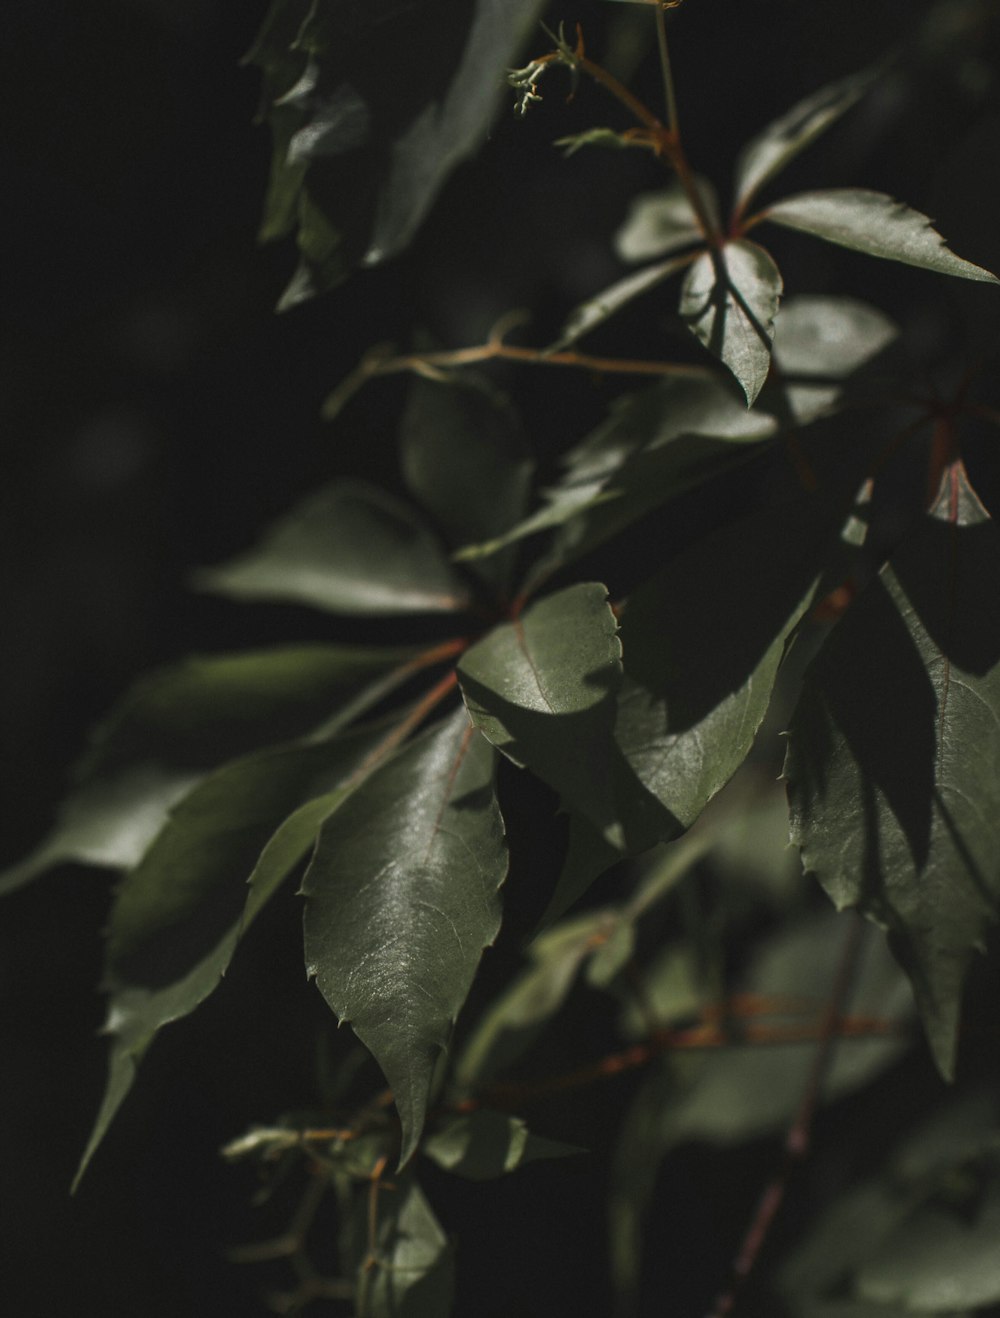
303, 707, 507, 1165
0, 643, 417, 894
761, 189, 999, 283
399, 373, 533, 588
76, 715, 401, 1188
196, 480, 469, 616
423, 1109, 581, 1180
733, 66, 878, 215
785, 462, 1000, 1078
679, 239, 783, 406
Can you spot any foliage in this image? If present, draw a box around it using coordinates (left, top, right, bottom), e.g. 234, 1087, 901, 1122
11, 1, 1000, 1313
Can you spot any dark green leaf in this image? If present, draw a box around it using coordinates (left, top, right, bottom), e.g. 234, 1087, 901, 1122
195, 481, 469, 616
399, 373, 533, 587
249, 0, 547, 305
422, 1109, 582, 1179
303, 707, 507, 1164
733, 67, 877, 214
785, 462, 1000, 1077
761, 189, 999, 282
549, 254, 694, 352
355, 1175, 454, 1318
75, 717, 396, 1188
614, 177, 718, 262
459, 583, 638, 844
679, 240, 783, 405
615, 480, 850, 829
1, 643, 415, 894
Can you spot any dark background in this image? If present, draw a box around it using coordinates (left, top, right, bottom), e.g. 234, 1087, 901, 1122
3, 1, 1000, 1313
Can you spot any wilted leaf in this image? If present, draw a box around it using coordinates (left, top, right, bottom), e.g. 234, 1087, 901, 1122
75, 716, 398, 1188
679, 239, 783, 405
399, 373, 533, 587
303, 707, 507, 1164
423, 1109, 581, 1179
786, 462, 1000, 1077
195, 481, 469, 615
761, 189, 999, 282
615, 177, 718, 263
549, 253, 694, 352
733, 67, 877, 214
0, 644, 415, 894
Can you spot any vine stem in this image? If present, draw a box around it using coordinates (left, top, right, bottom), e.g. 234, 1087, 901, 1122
655, 7, 680, 138
703, 914, 867, 1318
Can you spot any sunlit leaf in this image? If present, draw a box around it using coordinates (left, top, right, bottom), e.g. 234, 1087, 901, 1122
423, 1109, 582, 1179
761, 189, 999, 282
733, 67, 877, 214
196, 481, 469, 616
679, 239, 783, 405
303, 707, 507, 1164
786, 462, 1000, 1077
355, 1175, 454, 1318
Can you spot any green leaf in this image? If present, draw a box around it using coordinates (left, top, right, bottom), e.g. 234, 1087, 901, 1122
355, 1176, 454, 1318
422, 1109, 582, 1179
453, 912, 610, 1090
459, 583, 636, 844
76, 717, 396, 1188
554, 126, 651, 156
679, 239, 783, 406
733, 67, 877, 214
399, 373, 533, 587
614, 177, 719, 263
195, 481, 469, 616
615, 480, 850, 829
549, 254, 694, 352
1, 644, 415, 894
761, 189, 999, 282
250, 0, 548, 305
785, 462, 1000, 1078
771, 295, 897, 423
303, 707, 507, 1165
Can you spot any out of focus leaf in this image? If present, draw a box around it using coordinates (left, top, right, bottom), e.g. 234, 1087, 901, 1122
423, 1109, 581, 1179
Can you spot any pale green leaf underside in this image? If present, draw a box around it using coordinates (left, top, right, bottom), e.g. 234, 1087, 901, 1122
303, 708, 507, 1165
196, 480, 469, 615
786, 463, 1000, 1077
733, 66, 877, 213
763, 189, 999, 282
680, 239, 783, 405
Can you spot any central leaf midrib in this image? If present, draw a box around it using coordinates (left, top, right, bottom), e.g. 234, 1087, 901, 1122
514, 619, 557, 714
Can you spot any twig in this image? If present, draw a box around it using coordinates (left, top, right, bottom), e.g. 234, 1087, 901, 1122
703, 914, 867, 1318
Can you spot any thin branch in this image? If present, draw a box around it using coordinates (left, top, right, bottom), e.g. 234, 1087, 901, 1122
655, 7, 680, 138
703, 914, 867, 1318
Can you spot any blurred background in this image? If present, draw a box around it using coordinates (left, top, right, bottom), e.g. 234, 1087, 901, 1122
3, 0, 1000, 1312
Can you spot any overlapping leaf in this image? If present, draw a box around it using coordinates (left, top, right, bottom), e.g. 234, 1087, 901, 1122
423, 1109, 581, 1179
1, 643, 416, 893
353, 1175, 454, 1318
786, 462, 1000, 1078
762, 189, 999, 282
249, 0, 547, 306
679, 239, 783, 405
399, 373, 533, 587
303, 707, 507, 1164
196, 480, 469, 615
76, 714, 401, 1187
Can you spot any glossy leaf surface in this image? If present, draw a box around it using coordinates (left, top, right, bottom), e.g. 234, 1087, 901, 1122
303, 708, 506, 1164
786, 463, 1000, 1077
196, 481, 469, 615
762, 189, 999, 282
679, 240, 783, 404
